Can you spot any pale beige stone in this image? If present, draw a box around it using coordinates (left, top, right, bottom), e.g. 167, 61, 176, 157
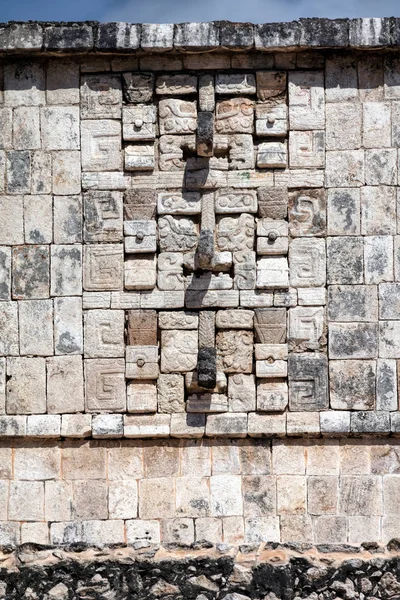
277, 475, 306, 514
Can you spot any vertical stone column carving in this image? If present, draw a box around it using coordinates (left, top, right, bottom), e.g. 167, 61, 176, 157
197, 192, 215, 270
198, 311, 216, 388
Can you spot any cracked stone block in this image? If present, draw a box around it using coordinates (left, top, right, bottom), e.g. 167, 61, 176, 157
361, 186, 396, 235
327, 188, 360, 235
52, 151, 81, 196
325, 150, 364, 187
125, 256, 156, 290
328, 285, 378, 322
12, 245, 49, 299
161, 330, 198, 373
127, 381, 157, 413
289, 188, 326, 237
327, 237, 363, 284
84, 309, 125, 358
364, 236, 393, 285
47, 356, 84, 414
54, 297, 83, 355
365, 148, 397, 185
215, 98, 254, 134
81, 74, 122, 119
123, 73, 154, 103
83, 244, 123, 291
81, 120, 121, 171
288, 354, 328, 411
41, 106, 80, 150
6, 150, 31, 194
380, 321, 400, 358
13, 106, 40, 150
326, 102, 362, 150
228, 374, 256, 412
289, 306, 325, 350
123, 105, 156, 141
19, 299, 53, 356
0, 248, 11, 301
24, 195, 52, 244
85, 358, 126, 412
290, 238, 326, 287
330, 360, 376, 410
4, 61, 45, 107
329, 322, 378, 359
126, 346, 159, 380
289, 130, 325, 168
83, 191, 123, 242
157, 374, 185, 413
216, 330, 253, 374
257, 380, 288, 412
125, 144, 155, 171
6, 357, 46, 415
50, 245, 82, 296
288, 71, 325, 130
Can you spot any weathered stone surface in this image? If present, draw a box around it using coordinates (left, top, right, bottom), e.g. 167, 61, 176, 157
81, 120, 121, 171
47, 356, 84, 414
126, 346, 159, 380
12, 245, 49, 299
84, 244, 123, 291
85, 359, 126, 412
156, 74, 197, 95
257, 141, 287, 168
157, 374, 185, 413
330, 360, 376, 410
327, 188, 360, 235
257, 380, 288, 412
327, 237, 363, 284
123, 73, 154, 103
289, 71, 325, 130
328, 285, 378, 322
84, 191, 123, 242
329, 322, 378, 359
51, 245, 82, 297
6, 357, 46, 415
161, 330, 198, 373
365, 148, 397, 185
124, 189, 157, 220
288, 354, 329, 411
54, 297, 83, 355
289, 130, 325, 168
215, 98, 254, 134
84, 309, 125, 359
124, 220, 157, 253
216, 330, 253, 374
125, 256, 157, 291
122, 105, 156, 141
364, 236, 393, 285
361, 186, 396, 235
158, 311, 198, 330
258, 187, 288, 220
289, 306, 324, 351
127, 381, 157, 413
159, 215, 199, 252
289, 189, 326, 237
290, 238, 326, 287
81, 75, 122, 119
159, 99, 197, 135
19, 299, 53, 356
53, 151, 81, 195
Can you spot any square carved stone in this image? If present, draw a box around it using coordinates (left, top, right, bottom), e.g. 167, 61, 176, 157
85, 358, 126, 412
127, 310, 158, 346
83, 244, 123, 291
288, 354, 328, 412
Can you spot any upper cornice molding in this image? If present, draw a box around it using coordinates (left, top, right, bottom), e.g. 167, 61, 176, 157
0, 18, 400, 53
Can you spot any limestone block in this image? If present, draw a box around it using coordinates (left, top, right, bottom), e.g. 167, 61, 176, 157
161, 330, 198, 373
348, 516, 381, 544
228, 374, 256, 412
127, 381, 157, 413
141, 22, 174, 49
156, 74, 197, 95
297, 287, 326, 306
122, 105, 156, 141
288, 306, 325, 350
186, 273, 233, 291
141, 289, 185, 309
328, 285, 378, 322
287, 412, 320, 436
258, 187, 288, 220
330, 359, 376, 409
61, 414, 92, 438
210, 474, 243, 516
248, 412, 286, 437
326, 55, 358, 103
6, 357, 46, 414
125, 144, 155, 171
12, 245, 49, 299
0, 196, 24, 245
215, 188, 257, 214
83, 244, 123, 291
339, 475, 382, 515
288, 71, 325, 130
256, 360, 287, 378
19, 299, 53, 356
4, 61, 45, 106
51, 245, 82, 296
125, 415, 170, 438
256, 220, 288, 255
159, 99, 197, 135
217, 214, 254, 253
361, 186, 396, 235
329, 322, 378, 359
256, 70, 286, 101
159, 311, 198, 330
289, 131, 325, 168
83, 171, 129, 191
199, 74, 215, 112
54, 296, 83, 355
47, 59, 80, 105
72, 480, 108, 519
215, 98, 254, 134
13, 106, 40, 149
92, 414, 123, 439
157, 191, 201, 215
327, 237, 363, 284
288, 188, 326, 238
216, 309, 254, 330
81, 120, 121, 171
47, 356, 84, 414
206, 413, 248, 438
186, 394, 228, 413
175, 476, 210, 518
320, 411, 351, 435
0, 247, 11, 301
85, 358, 126, 412
125, 256, 157, 290
380, 321, 400, 358
216, 74, 256, 95
288, 354, 329, 411
327, 188, 360, 235
257, 380, 288, 412
214, 134, 255, 170
126, 346, 159, 379
127, 310, 157, 346
161, 518, 195, 545
290, 238, 326, 287
0, 359, 4, 414
326, 150, 365, 188
9, 481, 44, 521
255, 344, 288, 361
255, 103, 287, 137
363, 102, 391, 148
158, 374, 187, 414
52, 151, 81, 195
216, 330, 253, 374
21, 523, 49, 546
126, 520, 160, 545
83, 191, 123, 242
0, 108, 12, 149
274, 288, 297, 308
351, 411, 390, 434
122, 73, 154, 103
326, 102, 362, 150
6, 150, 31, 194
254, 308, 286, 344
159, 215, 199, 252
124, 189, 157, 220
256, 257, 289, 289
277, 475, 306, 514
365, 148, 397, 185
171, 414, 206, 438
364, 236, 393, 285
159, 134, 196, 171
41, 106, 79, 150
257, 141, 287, 168
109, 481, 137, 519
0, 303, 19, 356
124, 220, 156, 253
24, 195, 52, 244
81, 74, 122, 119
84, 309, 125, 359
26, 415, 61, 438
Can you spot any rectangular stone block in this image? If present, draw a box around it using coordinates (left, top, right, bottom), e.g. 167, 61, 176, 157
257, 141, 287, 168
41, 106, 79, 150
123, 104, 156, 141
12, 245, 49, 299
0, 247, 11, 301
256, 103, 287, 137
6, 150, 31, 194
47, 59, 80, 105
288, 71, 325, 130
161, 330, 198, 373
328, 285, 378, 322
26, 415, 61, 438
4, 61, 45, 107
6, 357, 46, 415
127, 310, 157, 346
47, 356, 84, 414
329, 322, 378, 359
84, 244, 123, 291
124, 220, 156, 253
326, 55, 358, 103
61, 414, 92, 438
216, 330, 253, 374
85, 359, 126, 412
320, 411, 351, 435
258, 188, 288, 220
215, 98, 254, 135
124, 189, 157, 220
140, 290, 185, 309
127, 381, 157, 413
288, 354, 329, 411
256, 360, 287, 378
31, 151, 52, 195
126, 346, 159, 379
326, 102, 362, 150
83, 191, 123, 242
24, 195, 52, 244
0, 196, 23, 245
81, 120, 121, 171
206, 413, 248, 438
327, 237, 363, 284
248, 413, 286, 437
186, 290, 239, 309
325, 150, 364, 187
330, 359, 376, 410
124, 414, 171, 438
19, 299, 53, 356
257, 380, 288, 412
256, 257, 289, 289
156, 74, 197, 95
327, 188, 360, 235
186, 393, 228, 413
290, 238, 326, 287
228, 374, 256, 412
297, 287, 326, 306
289, 130, 325, 168
84, 309, 125, 359
54, 297, 83, 355
287, 412, 320, 437
0, 302, 19, 356
52, 151, 81, 195
51, 245, 82, 297
157, 373, 185, 413
289, 188, 326, 237
92, 414, 123, 439
81, 74, 122, 119
123, 72, 154, 103
240, 290, 273, 308
125, 256, 156, 290
125, 144, 155, 171
13, 106, 40, 150
158, 311, 198, 330
254, 308, 286, 344
364, 235, 394, 285
361, 186, 396, 235
380, 321, 400, 358
216, 73, 256, 94
363, 101, 391, 148
216, 309, 254, 330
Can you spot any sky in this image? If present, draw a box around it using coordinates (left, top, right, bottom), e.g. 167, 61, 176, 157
1, 0, 400, 24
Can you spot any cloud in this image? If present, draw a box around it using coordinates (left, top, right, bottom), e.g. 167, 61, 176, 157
101, 0, 400, 23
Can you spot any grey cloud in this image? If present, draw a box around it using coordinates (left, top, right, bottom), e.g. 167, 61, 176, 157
101, 0, 400, 23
